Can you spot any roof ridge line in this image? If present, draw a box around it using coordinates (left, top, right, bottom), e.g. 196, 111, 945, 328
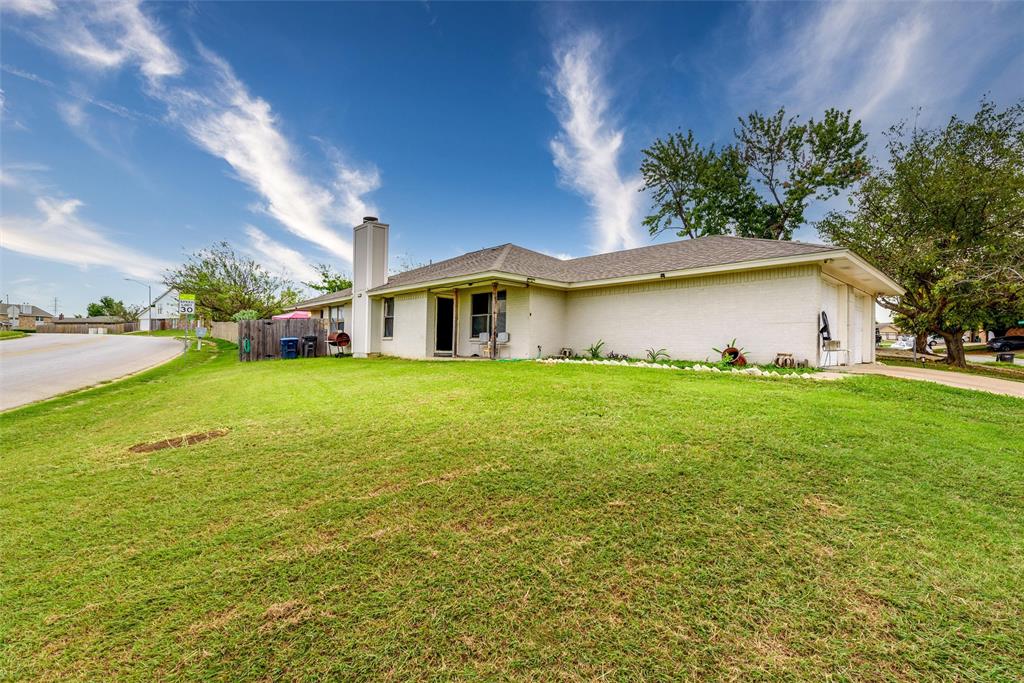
491, 243, 514, 270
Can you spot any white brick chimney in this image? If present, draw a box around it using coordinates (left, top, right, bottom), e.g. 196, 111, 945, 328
351, 216, 389, 357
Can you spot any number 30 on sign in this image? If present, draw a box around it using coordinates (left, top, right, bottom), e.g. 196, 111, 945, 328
179, 293, 196, 315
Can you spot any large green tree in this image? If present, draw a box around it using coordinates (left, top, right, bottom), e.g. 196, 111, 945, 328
639, 132, 757, 239
818, 99, 1024, 367
640, 108, 869, 240
86, 296, 144, 321
302, 264, 352, 294
164, 242, 300, 321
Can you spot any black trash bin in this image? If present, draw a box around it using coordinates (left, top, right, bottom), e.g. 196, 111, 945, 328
301, 335, 318, 358
280, 337, 299, 360
996, 352, 1015, 363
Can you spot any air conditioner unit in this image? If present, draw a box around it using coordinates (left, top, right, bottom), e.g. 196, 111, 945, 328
477, 332, 489, 342
496, 332, 510, 343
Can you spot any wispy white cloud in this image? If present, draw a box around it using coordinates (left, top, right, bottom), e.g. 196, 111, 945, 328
1, 0, 57, 18
158, 47, 377, 260
0, 162, 49, 191
728, 2, 1023, 130
0, 196, 173, 280
4, 0, 377, 265
0, 64, 55, 87
2, 63, 153, 122
243, 225, 320, 284
548, 31, 644, 253
23, 0, 184, 83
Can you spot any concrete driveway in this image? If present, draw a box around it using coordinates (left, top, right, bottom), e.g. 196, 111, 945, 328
0, 334, 183, 411
843, 363, 1024, 399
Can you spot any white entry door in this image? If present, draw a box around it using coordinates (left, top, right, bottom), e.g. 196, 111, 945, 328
851, 294, 865, 363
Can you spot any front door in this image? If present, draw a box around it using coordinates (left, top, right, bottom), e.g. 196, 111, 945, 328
435, 297, 454, 355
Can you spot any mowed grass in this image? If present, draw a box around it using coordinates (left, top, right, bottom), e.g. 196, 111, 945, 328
2, 342, 1023, 681
0, 330, 28, 341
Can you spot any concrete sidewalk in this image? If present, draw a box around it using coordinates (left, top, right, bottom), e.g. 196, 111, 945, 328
842, 363, 1024, 399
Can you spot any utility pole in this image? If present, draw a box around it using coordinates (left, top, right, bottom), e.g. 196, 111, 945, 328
53, 296, 58, 317
124, 278, 152, 331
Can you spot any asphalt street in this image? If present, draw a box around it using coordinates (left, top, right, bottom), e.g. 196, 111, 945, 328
0, 334, 183, 411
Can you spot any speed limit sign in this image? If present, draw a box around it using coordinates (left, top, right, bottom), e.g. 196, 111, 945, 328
179, 293, 196, 315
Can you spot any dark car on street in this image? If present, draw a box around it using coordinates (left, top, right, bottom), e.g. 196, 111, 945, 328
987, 335, 1024, 351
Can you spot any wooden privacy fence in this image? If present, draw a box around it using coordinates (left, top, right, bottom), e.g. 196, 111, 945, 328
211, 321, 239, 345
37, 322, 140, 334
146, 318, 187, 331
237, 319, 329, 362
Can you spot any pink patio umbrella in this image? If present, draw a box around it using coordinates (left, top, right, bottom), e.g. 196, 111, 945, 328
272, 310, 312, 320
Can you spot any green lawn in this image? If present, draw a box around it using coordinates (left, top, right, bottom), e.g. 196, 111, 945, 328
0, 330, 28, 341
2, 343, 1023, 680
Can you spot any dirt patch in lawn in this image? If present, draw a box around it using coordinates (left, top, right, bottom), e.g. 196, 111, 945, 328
129, 429, 229, 453
803, 494, 847, 518
259, 600, 313, 631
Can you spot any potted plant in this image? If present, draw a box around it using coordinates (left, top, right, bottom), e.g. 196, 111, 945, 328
712, 338, 748, 366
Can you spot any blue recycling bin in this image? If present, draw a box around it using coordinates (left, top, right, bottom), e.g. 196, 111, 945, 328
280, 337, 299, 360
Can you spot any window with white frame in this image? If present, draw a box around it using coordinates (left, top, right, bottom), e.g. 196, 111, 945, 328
331, 305, 345, 332
383, 298, 395, 338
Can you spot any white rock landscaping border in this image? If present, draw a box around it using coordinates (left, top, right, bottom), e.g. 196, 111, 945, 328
535, 358, 844, 381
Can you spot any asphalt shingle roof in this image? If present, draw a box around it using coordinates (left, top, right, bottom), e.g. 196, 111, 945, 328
291, 236, 841, 308
2, 304, 53, 318
292, 288, 352, 310
370, 236, 837, 291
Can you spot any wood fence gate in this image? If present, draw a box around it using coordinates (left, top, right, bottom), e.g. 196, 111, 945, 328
237, 319, 329, 362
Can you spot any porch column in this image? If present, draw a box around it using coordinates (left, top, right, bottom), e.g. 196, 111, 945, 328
490, 282, 498, 360
452, 290, 459, 357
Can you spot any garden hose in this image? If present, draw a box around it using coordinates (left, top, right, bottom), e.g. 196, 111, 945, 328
242, 337, 251, 353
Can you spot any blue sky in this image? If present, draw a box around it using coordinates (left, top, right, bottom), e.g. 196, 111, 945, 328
2, 1, 1021, 316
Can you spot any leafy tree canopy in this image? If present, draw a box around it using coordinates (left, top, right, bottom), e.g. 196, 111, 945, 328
302, 264, 352, 294
230, 309, 261, 321
164, 242, 300, 321
818, 98, 1024, 366
641, 108, 869, 240
86, 296, 144, 321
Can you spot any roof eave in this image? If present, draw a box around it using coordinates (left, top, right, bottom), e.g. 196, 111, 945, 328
563, 250, 847, 289
291, 294, 353, 311
366, 271, 570, 296
838, 250, 906, 296
355, 248, 906, 298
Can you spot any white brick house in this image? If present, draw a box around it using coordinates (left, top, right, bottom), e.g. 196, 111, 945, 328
292, 218, 903, 366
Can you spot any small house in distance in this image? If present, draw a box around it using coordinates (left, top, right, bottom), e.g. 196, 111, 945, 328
877, 322, 901, 341
142, 289, 181, 331
1, 304, 54, 330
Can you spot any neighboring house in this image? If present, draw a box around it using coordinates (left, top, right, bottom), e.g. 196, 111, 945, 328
291, 218, 904, 366
141, 289, 180, 331
877, 323, 901, 341
1, 304, 54, 330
